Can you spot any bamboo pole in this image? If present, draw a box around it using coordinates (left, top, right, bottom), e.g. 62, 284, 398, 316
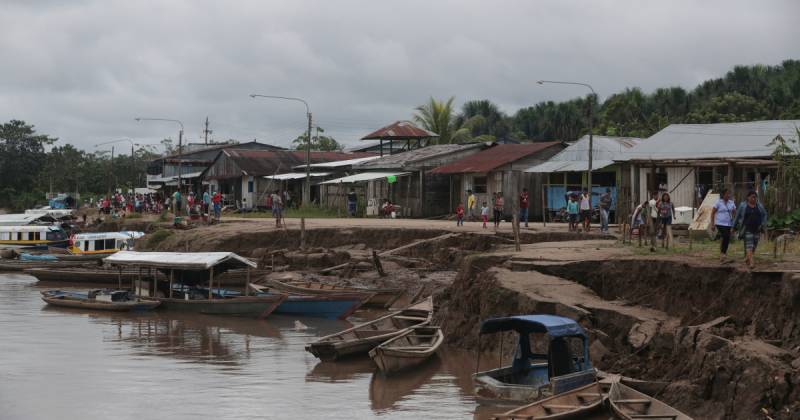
245, 268, 250, 296
208, 267, 214, 300
169, 269, 174, 298
300, 217, 306, 250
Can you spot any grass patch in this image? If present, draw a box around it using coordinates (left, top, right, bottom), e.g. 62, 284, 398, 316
626, 232, 799, 264
145, 229, 174, 249
125, 213, 143, 219
238, 205, 341, 219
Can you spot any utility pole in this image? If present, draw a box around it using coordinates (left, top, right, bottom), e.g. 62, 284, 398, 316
203, 116, 212, 145
306, 112, 312, 206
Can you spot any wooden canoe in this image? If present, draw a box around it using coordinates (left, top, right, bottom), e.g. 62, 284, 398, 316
267, 279, 403, 309
306, 297, 433, 362
492, 381, 606, 420
609, 381, 692, 420
155, 294, 287, 319
41, 290, 161, 312
0, 260, 96, 272
369, 325, 443, 374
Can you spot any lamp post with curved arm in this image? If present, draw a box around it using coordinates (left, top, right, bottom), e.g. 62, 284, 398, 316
537, 80, 597, 208
250, 94, 313, 206
135, 118, 184, 196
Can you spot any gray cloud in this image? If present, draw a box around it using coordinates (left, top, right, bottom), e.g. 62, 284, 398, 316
0, 0, 798, 152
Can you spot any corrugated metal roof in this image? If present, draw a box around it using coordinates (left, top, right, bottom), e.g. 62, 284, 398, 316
299, 156, 381, 169
264, 172, 331, 180
525, 135, 642, 173
218, 150, 376, 177
624, 120, 800, 161
319, 172, 412, 184
0, 213, 53, 226
361, 121, 438, 140
356, 143, 486, 170
105, 251, 257, 270
430, 142, 562, 174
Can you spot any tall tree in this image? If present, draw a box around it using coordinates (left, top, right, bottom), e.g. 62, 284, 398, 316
292, 127, 343, 151
0, 120, 56, 193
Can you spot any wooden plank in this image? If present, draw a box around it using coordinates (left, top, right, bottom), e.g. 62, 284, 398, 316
372, 250, 386, 277
616, 399, 652, 404
378, 233, 460, 256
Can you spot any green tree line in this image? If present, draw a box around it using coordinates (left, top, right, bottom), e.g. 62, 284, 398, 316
0, 120, 160, 210
414, 59, 800, 143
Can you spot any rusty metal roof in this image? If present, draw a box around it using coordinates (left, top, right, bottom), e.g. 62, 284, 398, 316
220, 149, 375, 177
429, 142, 562, 174
361, 121, 438, 140
356, 143, 486, 170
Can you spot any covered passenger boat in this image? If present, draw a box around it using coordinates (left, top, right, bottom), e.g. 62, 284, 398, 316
473, 314, 595, 405
103, 251, 286, 318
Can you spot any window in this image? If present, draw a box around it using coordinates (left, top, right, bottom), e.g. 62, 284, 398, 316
473, 176, 488, 194
33, 232, 41, 241
105, 239, 116, 250
46, 230, 67, 242
95, 240, 105, 251
248, 180, 254, 193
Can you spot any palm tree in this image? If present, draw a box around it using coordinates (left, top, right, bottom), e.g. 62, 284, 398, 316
413, 97, 456, 144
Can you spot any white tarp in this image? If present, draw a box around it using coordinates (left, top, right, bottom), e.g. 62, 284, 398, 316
264, 172, 331, 180
319, 172, 411, 185
104, 251, 257, 270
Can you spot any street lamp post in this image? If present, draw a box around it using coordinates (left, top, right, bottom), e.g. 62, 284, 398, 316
135, 117, 185, 196
249, 94, 313, 206
95, 138, 138, 192
537, 80, 596, 208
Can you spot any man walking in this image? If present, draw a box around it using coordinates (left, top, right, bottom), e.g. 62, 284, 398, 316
647, 191, 659, 251
519, 188, 530, 228
599, 188, 612, 233
579, 189, 591, 232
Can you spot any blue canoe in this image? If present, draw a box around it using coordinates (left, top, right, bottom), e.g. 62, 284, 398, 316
196, 285, 366, 320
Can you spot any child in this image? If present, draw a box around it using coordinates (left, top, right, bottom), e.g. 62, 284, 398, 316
455, 202, 465, 226
480, 202, 489, 229
567, 194, 579, 232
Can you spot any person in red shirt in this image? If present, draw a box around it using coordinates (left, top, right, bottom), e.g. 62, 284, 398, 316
455, 202, 465, 226
519, 188, 530, 228
212, 191, 222, 221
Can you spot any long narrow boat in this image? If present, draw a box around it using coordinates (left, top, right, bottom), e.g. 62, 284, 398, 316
24, 267, 270, 285
41, 290, 160, 312
156, 291, 287, 319
266, 279, 404, 309
369, 325, 443, 374
492, 382, 606, 420
609, 381, 692, 420
249, 283, 367, 319
306, 297, 433, 362
0, 259, 95, 272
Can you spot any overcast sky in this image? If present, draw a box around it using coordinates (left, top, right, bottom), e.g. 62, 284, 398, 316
1, 0, 798, 153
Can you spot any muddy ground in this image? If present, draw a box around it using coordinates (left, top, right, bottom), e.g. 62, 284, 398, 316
114, 216, 800, 419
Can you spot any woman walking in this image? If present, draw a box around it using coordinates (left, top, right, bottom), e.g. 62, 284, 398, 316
734, 191, 767, 269
658, 193, 675, 248
493, 192, 504, 229
710, 189, 736, 263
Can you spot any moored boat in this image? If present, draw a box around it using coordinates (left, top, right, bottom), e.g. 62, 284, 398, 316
473, 315, 596, 405
41, 289, 160, 312
267, 279, 404, 309
306, 297, 433, 362
103, 251, 285, 319
0, 259, 96, 272
491, 381, 607, 420
609, 381, 693, 420
213, 283, 366, 319
369, 325, 443, 374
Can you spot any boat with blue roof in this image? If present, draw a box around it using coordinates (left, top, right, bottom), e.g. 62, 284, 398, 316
473, 314, 596, 404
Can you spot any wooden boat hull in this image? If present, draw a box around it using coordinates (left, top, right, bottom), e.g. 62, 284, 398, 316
156, 294, 286, 319
306, 297, 433, 362
0, 260, 95, 272
492, 381, 606, 420
273, 294, 365, 320
474, 368, 597, 405
369, 326, 443, 374
609, 381, 692, 420
25, 267, 144, 283
269, 279, 403, 309
41, 292, 160, 312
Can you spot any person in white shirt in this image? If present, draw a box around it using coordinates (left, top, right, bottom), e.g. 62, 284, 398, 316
579, 189, 591, 232
710, 188, 736, 262
646, 192, 659, 251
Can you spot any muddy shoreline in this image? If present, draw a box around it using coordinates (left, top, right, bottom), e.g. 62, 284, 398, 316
109, 217, 800, 419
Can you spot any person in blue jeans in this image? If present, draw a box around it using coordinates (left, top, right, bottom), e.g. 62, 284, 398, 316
599, 188, 612, 233
519, 188, 529, 228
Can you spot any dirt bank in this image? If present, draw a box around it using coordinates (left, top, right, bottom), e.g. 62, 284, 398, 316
436, 250, 800, 419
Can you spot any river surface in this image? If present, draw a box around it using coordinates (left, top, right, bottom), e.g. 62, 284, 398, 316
0, 273, 505, 419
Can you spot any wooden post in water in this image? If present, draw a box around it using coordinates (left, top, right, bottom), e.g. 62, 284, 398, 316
372, 249, 386, 277
117, 267, 122, 290
169, 269, 174, 298
208, 267, 214, 300
245, 268, 250, 296
300, 217, 306, 250
137, 267, 142, 296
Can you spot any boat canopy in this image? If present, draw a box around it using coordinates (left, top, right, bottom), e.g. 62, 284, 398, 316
479, 315, 586, 338
104, 251, 257, 271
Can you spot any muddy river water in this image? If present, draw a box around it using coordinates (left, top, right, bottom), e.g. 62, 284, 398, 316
0, 273, 510, 419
